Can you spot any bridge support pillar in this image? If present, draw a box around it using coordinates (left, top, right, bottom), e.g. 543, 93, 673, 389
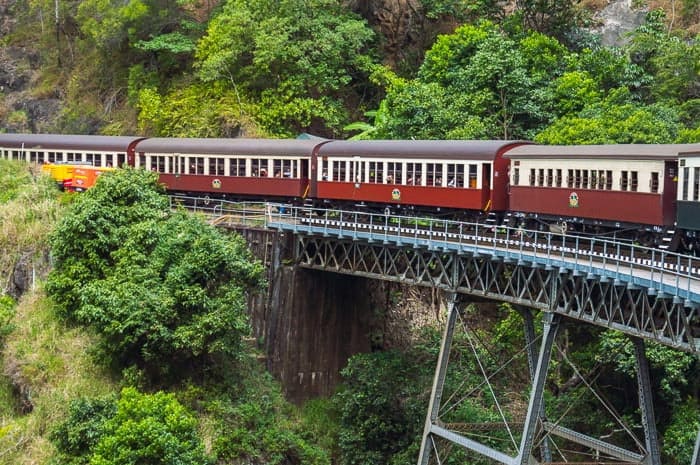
418, 302, 561, 465
516, 312, 560, 465
633, 338, 661, 465
418, 294, 461, 465
521, 308, 552, 464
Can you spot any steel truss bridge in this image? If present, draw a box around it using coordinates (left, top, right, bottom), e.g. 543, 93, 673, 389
173, 196, 700, 465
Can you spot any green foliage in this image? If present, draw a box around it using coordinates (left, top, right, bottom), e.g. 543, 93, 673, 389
51, 396, 118, 465
535, 89, 681, 144
46, 168, 264, 380
514, 0, 584, 42
46, 168, 168, 317
596, 331, 697, 404
193, 0, 377, 136
90, 387, 211, 465
333, 350, 428, 465
377, 23, 566, 139
420, 0, 503, 21
662, 398, 700, 464
207, 370, 330, 465
0, 294, 15, 343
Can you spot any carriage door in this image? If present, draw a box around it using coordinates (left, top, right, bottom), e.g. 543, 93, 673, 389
662, 160, 678, 225
482, 163, 492, 209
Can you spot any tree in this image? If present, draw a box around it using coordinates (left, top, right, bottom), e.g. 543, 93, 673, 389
193, 0, 376, 137
334, 351, 428, 465
514, 0, 584, 42
535, 88, 681, 144
46, 168, 264, 379
90, 387, 211, 465
375, 23, 565, 139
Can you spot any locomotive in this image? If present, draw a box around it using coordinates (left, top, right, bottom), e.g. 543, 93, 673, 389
2, 133, 700, 252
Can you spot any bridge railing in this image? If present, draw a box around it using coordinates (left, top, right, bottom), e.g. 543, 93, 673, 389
264, 203, 700, 304
169, 195, 267, 227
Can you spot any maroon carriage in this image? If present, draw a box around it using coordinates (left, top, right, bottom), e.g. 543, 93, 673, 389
132, 138, 322, 199
503, 144, 689, 241
311, 140, 527, 214
0, 133, 143, 167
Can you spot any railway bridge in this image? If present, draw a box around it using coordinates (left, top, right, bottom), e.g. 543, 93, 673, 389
177, 196, 700, 465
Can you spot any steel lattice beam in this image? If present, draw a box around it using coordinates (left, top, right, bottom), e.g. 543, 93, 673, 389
295, 235, 699, 353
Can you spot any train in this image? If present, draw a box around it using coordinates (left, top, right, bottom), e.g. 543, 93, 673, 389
2, 133, 700, 252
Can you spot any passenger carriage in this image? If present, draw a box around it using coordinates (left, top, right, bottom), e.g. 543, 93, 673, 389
132, 138, 321, 199
503, 144, 699, 245
0, 133, 142, 168
311, 140, 527, 216
676, 147, 700, 252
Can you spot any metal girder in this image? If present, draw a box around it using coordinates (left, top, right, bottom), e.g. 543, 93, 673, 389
633, 338, 661, 465
295, 235, 699, 353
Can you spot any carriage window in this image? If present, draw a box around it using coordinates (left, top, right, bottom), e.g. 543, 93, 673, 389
630, 171, 638, 192
188, 157, 204, 174
468, 165, 477, 188
48, 152, 57, 163
426, 163, 443, 186
574, 169, 582, 188
86, 153, 95, 165
590, 171, 597, 189
555, 169, 562, 187
682, 167, 690, 200
29, 151, 39, 162
321, 159, 329, 180
446, 163, 464, 187
546, 169, 553, 186
332, 160, 346, 181
138, 154, 146, 168
386, 162, 401, 184
151, 156, 167, 173
597, 170, 605, 189
252, 159, 268, 177
582, 170, 589, 189
694, 168, 700, 201
650, 172, 659, 193
567, 169, 573, 188
529, 169, 535, 186
621, 171, 629, 191
209, 157, 225, 176
368, 161, 382, 183
348, 159, 363, 183
537, 169, 544, 186
406, 163, 422, 185
229, 158, 245, 176
513, 168, 519, 186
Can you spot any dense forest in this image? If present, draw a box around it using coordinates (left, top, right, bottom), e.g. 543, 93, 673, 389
0, 0, 698, 143
0, 0, 699, 464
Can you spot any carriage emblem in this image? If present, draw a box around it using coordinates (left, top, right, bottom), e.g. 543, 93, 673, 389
569, 192, 579, 208
391, 188, 401, 201
212, 178, 222, 189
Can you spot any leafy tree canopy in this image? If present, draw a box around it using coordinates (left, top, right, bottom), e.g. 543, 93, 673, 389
193, 0, 377, 136
46, 168, 264, 379
91, 388, 211, 465
535, 88, 681, 144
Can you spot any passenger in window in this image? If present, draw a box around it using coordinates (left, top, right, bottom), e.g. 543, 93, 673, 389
386, 175, 393, 183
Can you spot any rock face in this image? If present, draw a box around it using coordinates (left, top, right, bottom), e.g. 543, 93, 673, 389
241, 227, 443, 402
593, 0, 647, 47
0, 0, 62, 133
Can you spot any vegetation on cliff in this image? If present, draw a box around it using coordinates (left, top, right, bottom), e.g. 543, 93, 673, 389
1, 1, 698, 141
